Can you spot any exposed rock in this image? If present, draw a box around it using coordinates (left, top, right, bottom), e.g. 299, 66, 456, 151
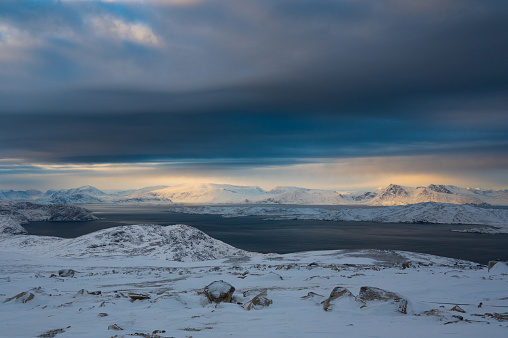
400, 261, 420, 269
301, 292, 324, 300
128, 292, 151, 301
37, 328, 65, 337
322, 287, 354, 311
244, 289, 272, 310
450, 305, 466, 313
4, 291, 35, 304
203, 280, 235, 303
108, 324, 123, 331
74, 289, 101, 297
357, 286, 408, 314
473, 312, 508, 322
58, 269, 76, 277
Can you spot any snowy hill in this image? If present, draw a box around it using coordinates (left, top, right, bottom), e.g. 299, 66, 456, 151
0, 201, 96, 234
0, 216, 27, 235
168, 202, 508, 233
143, 183, 267, 204
255, 186, 349, 205
0, 224, 253, 261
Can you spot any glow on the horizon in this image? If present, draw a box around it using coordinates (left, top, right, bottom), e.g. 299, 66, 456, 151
1, 154, 506, 191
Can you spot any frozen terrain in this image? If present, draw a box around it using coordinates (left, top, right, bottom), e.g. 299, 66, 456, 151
2, 183, 508, 206
0, 223, 507, 337
168, 202, 508, 233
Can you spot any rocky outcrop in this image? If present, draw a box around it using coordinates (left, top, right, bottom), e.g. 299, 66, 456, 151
204, 281, 235, 303
244, 289, 272, 310
58, 269, 76, 277
357, 286, 408, 314
322, 287, 354, 311
128, 293, 151, 301
107, 324, 123, 331
4, 291, 35, 304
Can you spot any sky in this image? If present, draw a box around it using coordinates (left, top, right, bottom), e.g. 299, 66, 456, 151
0, 0, 507, 191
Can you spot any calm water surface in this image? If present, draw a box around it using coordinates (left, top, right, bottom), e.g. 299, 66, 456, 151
23, 205, 508, 264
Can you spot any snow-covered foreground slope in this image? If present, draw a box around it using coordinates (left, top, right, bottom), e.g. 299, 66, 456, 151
0, 224, 254, 262
0, 247, 507, 337
168, 202, 508, 233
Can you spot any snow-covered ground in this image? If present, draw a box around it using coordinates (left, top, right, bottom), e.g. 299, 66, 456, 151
1, 236, 507, 337
168, 202, 508, 233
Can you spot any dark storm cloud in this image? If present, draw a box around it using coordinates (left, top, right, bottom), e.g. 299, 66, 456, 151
1, 109, 506, 167
0, 0, 507, 169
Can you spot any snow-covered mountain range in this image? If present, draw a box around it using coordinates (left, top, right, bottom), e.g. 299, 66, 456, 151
2, 183, 508, 206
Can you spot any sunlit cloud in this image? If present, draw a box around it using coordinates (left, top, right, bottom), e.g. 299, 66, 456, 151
1, 154, 507, 191
89, 15, 160, 47
0, 23, 40, 62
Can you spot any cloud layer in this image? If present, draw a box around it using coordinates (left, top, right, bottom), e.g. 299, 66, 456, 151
0, 1, 507, 189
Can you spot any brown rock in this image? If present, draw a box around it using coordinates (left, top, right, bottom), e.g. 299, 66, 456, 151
450, 305, 466, 313
108, 324, 123, 331
4, 291, 35, 304
245, 289, 272, 310
322, 287, 354, 311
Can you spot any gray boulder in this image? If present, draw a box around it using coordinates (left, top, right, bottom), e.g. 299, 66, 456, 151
357, 286, 408, 314
204, 280, 235, 303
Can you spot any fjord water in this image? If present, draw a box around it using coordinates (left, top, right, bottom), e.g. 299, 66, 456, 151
23, 205, 508, 264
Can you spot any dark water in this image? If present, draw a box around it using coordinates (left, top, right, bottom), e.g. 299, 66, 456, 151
23, 205, 508, 264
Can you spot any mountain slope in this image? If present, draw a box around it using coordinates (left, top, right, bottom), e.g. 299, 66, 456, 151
254, 186, 349, 205
347, 184, 490, 206
145, 183, 266, 204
